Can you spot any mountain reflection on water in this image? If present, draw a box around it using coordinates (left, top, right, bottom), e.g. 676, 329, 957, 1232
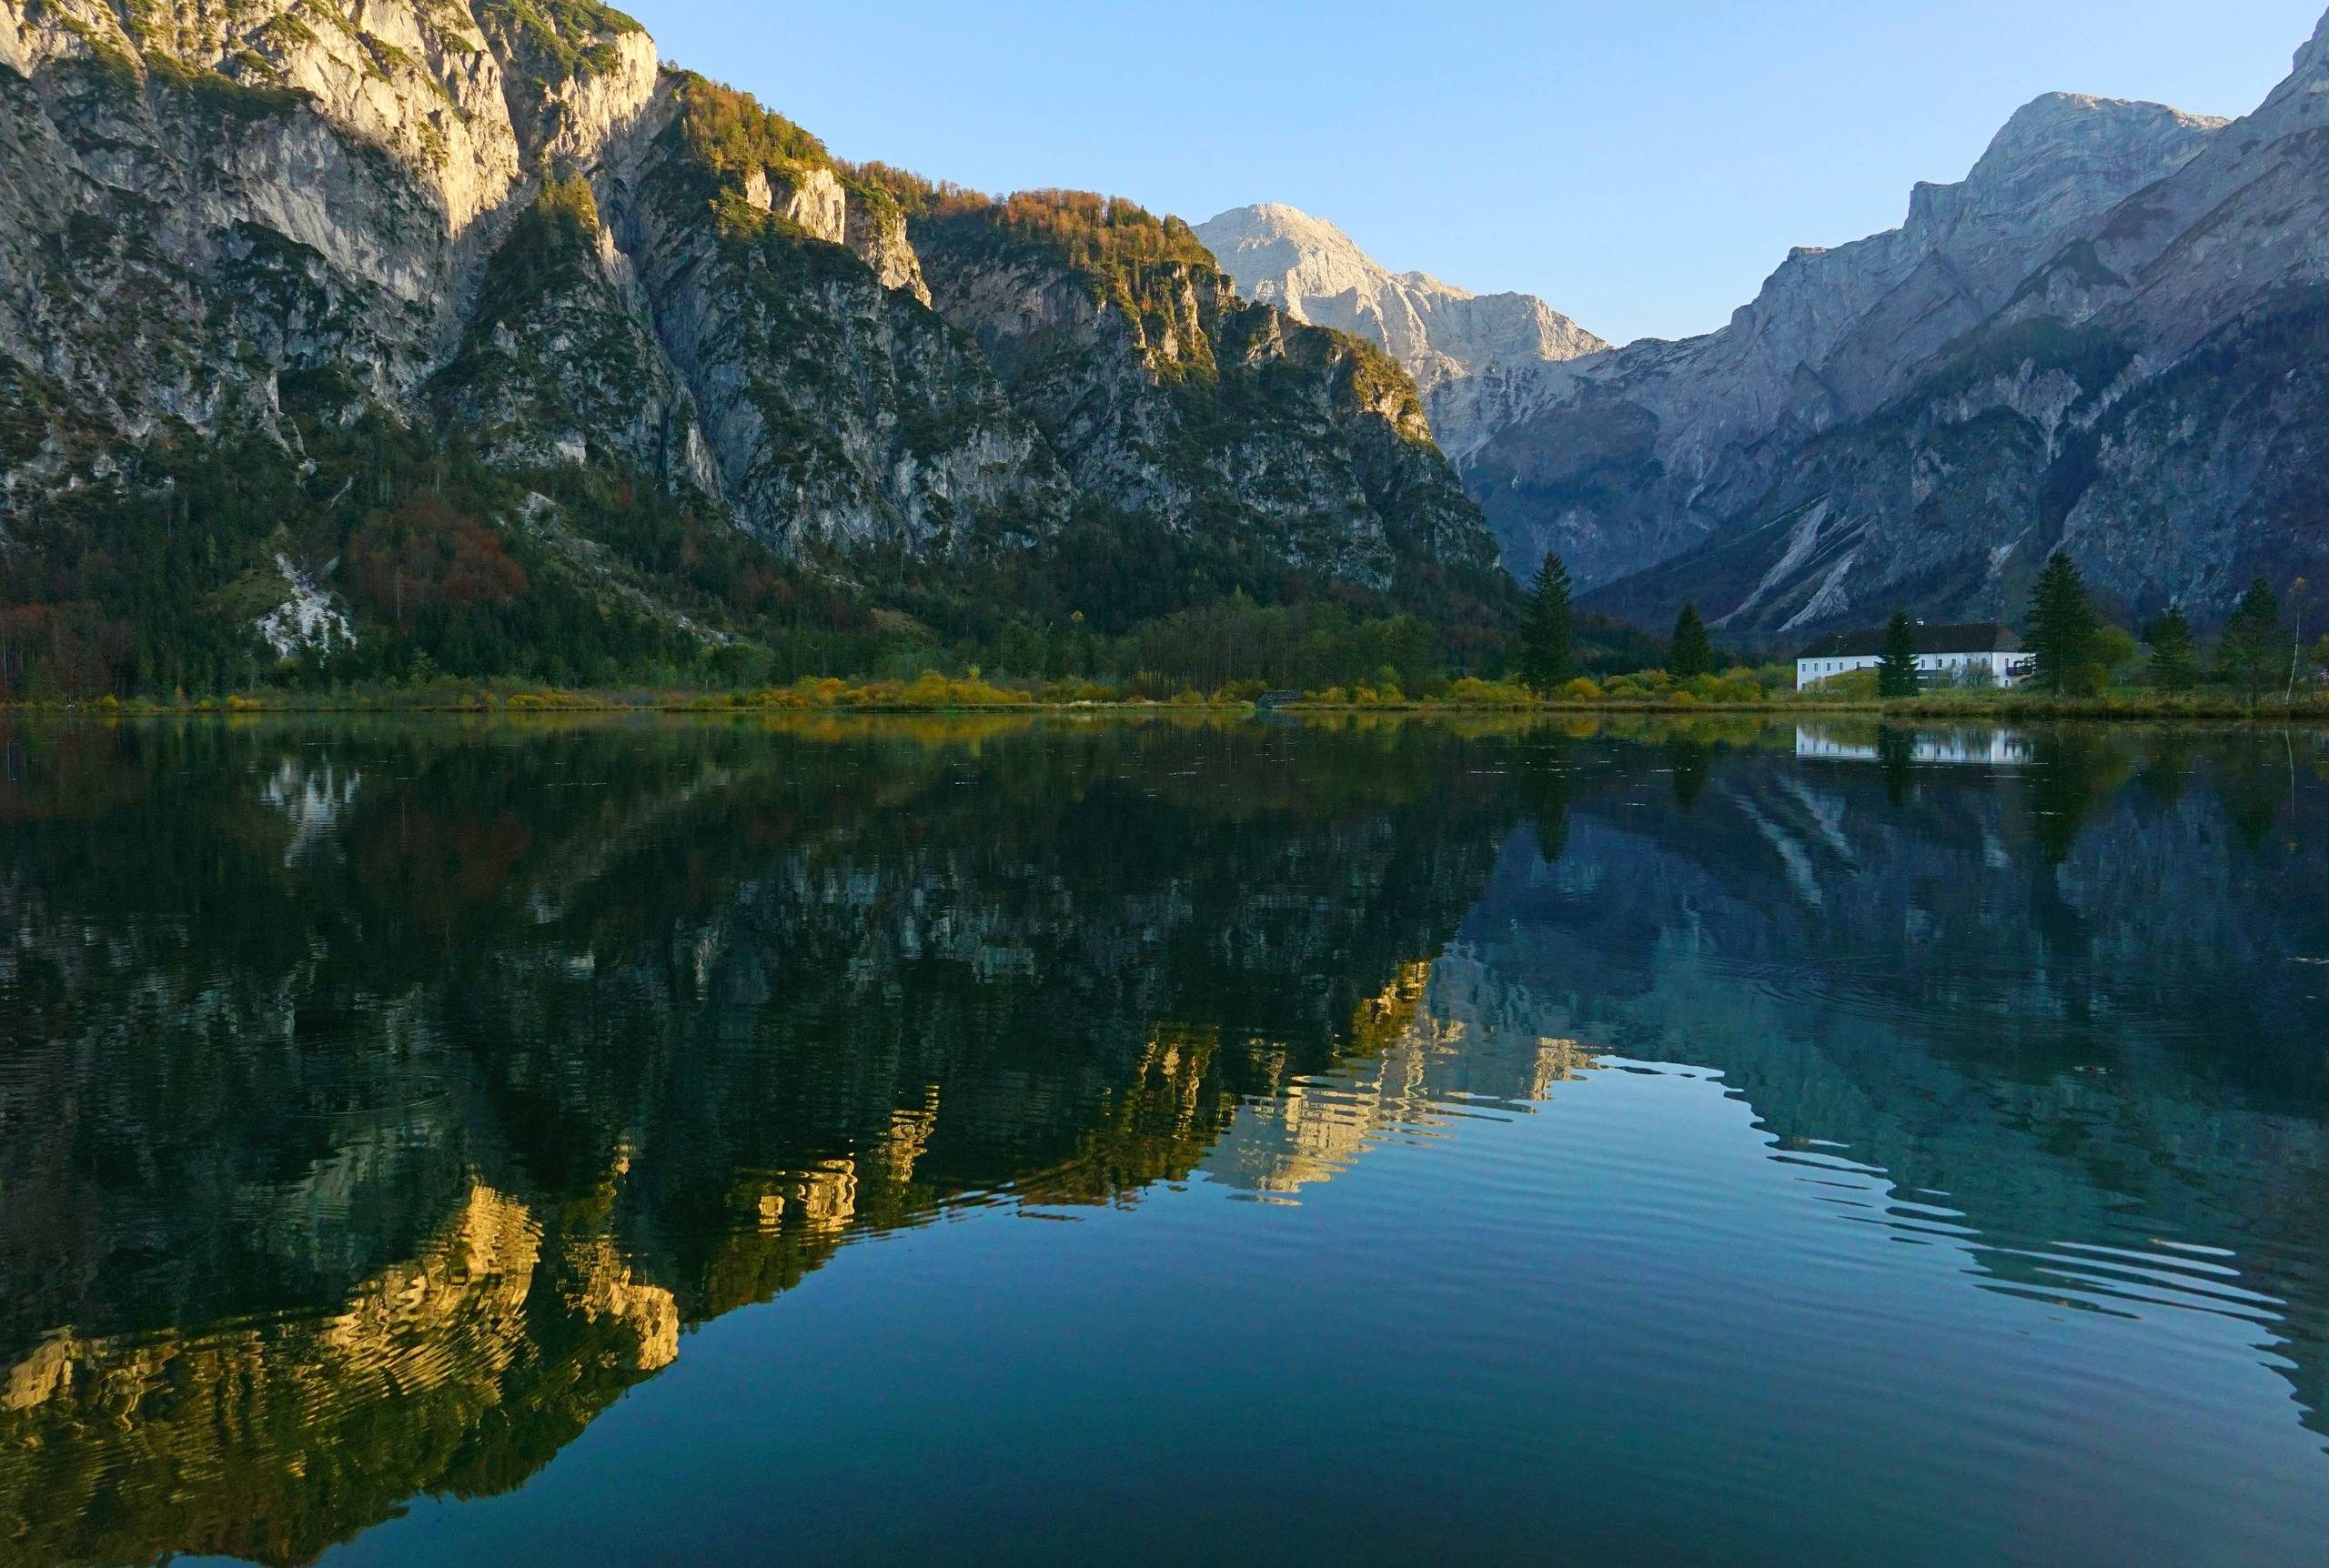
1, 714, 2324, 1567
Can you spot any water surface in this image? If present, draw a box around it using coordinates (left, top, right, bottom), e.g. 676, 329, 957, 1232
3, 715, 2325, 1566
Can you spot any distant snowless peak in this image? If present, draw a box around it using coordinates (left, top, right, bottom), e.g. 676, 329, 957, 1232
1190, 204, 1609, 462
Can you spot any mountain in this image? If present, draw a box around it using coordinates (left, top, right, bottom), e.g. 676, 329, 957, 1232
1193, 203, 1608, 464
1205, 14, 2329, 647
1457, 90, 2224, 595
0, 1, 1502, 697
1519, 21, 2329, 642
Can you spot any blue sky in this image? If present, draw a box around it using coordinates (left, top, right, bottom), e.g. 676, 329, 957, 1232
640, 1, 2324, 345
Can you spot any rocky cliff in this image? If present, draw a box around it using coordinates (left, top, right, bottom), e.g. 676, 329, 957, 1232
0, 0, 1498, 694
905, 189, 1501, 596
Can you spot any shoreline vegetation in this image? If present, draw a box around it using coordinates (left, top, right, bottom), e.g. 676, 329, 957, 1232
10, 669, 2327, 722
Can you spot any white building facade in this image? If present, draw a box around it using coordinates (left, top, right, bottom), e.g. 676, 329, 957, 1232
1795, 624, 2026, 691
1794, 729, 2034, 766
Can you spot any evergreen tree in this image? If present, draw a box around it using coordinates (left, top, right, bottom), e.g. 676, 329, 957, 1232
2024, 552, 2098, 695
2142, 606, 2198, 690
1668, 603, 1714, 679
2217, 578, 2290, 702
1514, 552, 1574, 690
1877, 609, 1921, 698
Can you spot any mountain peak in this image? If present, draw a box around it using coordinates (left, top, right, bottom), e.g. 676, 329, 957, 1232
1975, 92, 2227, 181
1191, 204, 1606, 461
2300, 5, 2329, 70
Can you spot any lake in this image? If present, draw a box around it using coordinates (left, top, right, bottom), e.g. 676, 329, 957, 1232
3, 714, 2325, 1567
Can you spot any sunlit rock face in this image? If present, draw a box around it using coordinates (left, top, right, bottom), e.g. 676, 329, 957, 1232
0, 0, 660, 447
1194, 204, 1609, 466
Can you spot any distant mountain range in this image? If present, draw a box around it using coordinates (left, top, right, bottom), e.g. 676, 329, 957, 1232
1199, 13, 2329, 645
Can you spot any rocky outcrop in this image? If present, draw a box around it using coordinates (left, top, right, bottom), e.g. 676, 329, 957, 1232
603, 78, 1071, 558
0, 0, 657, 455
1195, 202, 1608, 463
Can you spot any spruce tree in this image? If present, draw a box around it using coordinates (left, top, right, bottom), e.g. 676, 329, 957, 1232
2217, 578, 2289, 703
2024, 552, 2097, 695
1515, 552, 1574, 691
1668, 603, 1714, 679
1877, 609, 1921, 698
2143, 606, 2198, 690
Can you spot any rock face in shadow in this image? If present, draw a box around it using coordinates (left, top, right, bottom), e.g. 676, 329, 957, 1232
1479, 88, 2240, 607
1563, 24, 2329, 639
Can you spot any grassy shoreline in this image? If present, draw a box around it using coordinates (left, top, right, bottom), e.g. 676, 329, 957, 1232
9, 686, 2328, 723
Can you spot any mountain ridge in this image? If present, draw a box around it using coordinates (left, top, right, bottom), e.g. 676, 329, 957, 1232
1195, 39, 2326, 646
0, 0, 1505, 696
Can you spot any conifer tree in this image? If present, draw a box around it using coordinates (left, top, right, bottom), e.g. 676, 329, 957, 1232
1515, 552, 1574, 690
2217, 578, 2290, 703
2025, 552, 2098, 695
2143, 606, 2198, 690
1668, 603, 1714, 679
1877, 609, 1921, 698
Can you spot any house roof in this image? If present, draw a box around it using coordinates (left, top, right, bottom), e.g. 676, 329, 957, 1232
1795, 623, 2022, 659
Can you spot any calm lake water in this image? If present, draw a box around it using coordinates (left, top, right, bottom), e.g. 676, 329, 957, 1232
3, 714, 2326, 1567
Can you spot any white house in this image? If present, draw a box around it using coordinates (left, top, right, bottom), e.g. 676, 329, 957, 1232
1795, 623, 2026, 691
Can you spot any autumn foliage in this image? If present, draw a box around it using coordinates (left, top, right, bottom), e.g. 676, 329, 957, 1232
0, 602, 136, 699
348, 495, 528, 628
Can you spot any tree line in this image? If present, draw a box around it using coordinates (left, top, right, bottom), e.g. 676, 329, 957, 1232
1507, 547, 2324, 704
2020, 552, 2316, 700
1513, 552, 1725, 690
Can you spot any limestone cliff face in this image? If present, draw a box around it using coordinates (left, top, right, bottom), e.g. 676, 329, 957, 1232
602, 79, 1071, 558
1194, 202, 1608, 464
0, 0, 657, 467
0, 4, 1497, 677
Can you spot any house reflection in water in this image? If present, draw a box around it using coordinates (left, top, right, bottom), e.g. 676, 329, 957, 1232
1794, 728, 2034, 767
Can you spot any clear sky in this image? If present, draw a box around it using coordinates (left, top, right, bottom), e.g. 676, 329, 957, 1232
637, 1, 2324, 345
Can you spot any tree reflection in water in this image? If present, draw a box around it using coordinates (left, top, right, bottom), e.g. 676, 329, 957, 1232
0, 714, 2324, 1566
